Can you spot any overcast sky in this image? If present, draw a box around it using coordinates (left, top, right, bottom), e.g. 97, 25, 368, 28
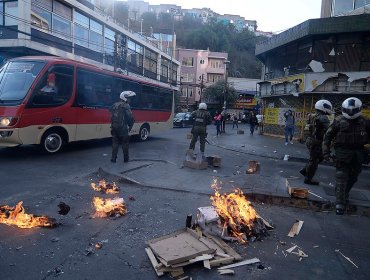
141, 0, 322, 32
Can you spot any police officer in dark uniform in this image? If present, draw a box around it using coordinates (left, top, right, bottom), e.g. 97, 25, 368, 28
188, 102, 212, 158
110, 91, 135, 163
300, 99, 333, 185
323, 97, 370, 215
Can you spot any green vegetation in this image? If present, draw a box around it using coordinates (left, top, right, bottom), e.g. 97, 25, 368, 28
138, 12, 263, 79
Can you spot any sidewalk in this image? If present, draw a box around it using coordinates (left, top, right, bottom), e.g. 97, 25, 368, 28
101, 124, 370, 215
207, 123, 308, 161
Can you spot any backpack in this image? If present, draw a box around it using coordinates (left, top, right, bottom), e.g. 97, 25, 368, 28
111, 102, 125, 129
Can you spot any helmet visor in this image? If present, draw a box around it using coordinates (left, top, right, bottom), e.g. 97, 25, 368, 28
342, 107, 361, 116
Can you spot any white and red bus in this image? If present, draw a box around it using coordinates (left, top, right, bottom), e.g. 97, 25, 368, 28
0, 56, 174, 153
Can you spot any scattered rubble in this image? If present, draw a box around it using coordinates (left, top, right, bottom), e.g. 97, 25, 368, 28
145, 227, 247, 278
335, 249, 359, 268
57, 202, 70, 215
288, 220, 304, 238
246, 160, 260, 174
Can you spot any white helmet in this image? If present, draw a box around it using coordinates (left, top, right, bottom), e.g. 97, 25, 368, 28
315, 99, 333, 115
199, 102, 207, 110
342, 97, 362, 119
120, 90, 136, 101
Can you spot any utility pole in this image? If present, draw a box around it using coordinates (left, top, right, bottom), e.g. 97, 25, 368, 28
199, 74, 205, 102
114, 34, 118, 71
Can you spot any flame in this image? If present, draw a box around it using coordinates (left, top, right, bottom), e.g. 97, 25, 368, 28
92, 197, 127, 218
91, 180, 119, 194
0, 201, 56, 229
210, 179, 257, 243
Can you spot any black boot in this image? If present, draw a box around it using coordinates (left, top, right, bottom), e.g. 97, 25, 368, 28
299, 168, 306, 177
304, 178, 319, 185
111, 158, 116, 163
124, 155, 129, 162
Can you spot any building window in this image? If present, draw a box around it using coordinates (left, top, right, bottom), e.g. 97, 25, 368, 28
161, 58, 169, 78
333, 0, 354, 15
0, 5, 3, 25
53, 0, 72, 20
144, 49, 157, 74
5, 1, 18, 26
127, 39, 144, 69
209, 59, 223, 68
104, 28, 115, 55
52, 14, 71, 39
31, 4, 51, 32
74, 24, 88, 47
182, 57, 194, 66
74, 10, 89, 27
355, 0, 370, 9
32, 0, 52, 10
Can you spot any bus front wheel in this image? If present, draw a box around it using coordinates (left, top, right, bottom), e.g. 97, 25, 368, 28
40, 130, 64, 154
139, 124, 150, 141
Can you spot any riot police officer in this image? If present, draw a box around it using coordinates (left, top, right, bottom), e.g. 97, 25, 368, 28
110, 91, 135, 163
300, 99, 333, 185
188, 103, 212, 157
323, 97, 370, 215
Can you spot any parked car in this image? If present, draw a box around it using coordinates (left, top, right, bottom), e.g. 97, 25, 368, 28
173, 112, 194, 128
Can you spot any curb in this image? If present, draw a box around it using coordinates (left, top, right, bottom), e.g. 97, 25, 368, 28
246, 192, 370, 217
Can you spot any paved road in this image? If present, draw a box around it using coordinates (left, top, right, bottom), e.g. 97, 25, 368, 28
0, 127, 369, 279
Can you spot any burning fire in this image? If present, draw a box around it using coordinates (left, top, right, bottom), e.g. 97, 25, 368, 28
91, 180, 119, 194
92, 197, 127, 218
0, 201, 57, 229
210, 179, 257, 243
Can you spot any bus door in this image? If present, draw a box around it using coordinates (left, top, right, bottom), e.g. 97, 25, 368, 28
22, 64, 76, 144
74, 68, 115, 140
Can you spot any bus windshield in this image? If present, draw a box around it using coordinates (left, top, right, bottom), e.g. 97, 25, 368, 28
0, 61, 45, 105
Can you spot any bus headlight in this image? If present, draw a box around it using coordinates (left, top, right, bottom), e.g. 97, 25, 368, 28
0, 117, 18, 127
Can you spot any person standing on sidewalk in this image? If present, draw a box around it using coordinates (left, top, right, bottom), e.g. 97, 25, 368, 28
214, 111, 222, 136
284, 109, 295, 145
300, 100, 333, 185
249, 111, 258, 135
110, 91, 135, 163
188, 103, 212, 158
323, 97, 370, 215
221, 108, 226, 133
232, 113, 238, 129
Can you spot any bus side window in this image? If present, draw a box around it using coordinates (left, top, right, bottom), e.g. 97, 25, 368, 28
114, 78, 141, 109
76, 69, 114, 108
30, 65, 74, 107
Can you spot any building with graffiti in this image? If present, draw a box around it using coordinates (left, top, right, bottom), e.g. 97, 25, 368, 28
255, 14, 370, 140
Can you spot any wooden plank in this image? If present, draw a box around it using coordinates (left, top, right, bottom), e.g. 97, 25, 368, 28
218, 258, 260, 270
209, 256, 235, 267
202, 231, 242, 260
255, 212, 274, 229
219, 269, 235, 275
148, 229, 214, 265
145, 247, 164, 277
170, 267, 184, 278
203, 259, 211, 270
215, 252, 231, 258
199, 237, 226, 255
288, 220, 304, 237
188, 254, 214, 263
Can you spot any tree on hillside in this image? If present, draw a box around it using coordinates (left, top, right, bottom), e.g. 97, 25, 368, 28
202, 81, 237, 110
